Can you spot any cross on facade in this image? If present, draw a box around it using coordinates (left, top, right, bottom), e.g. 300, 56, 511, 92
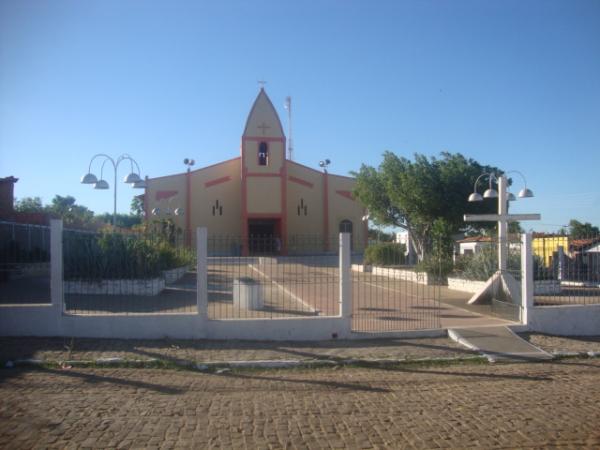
257, 122, 270, 135
464, 175, 541, 271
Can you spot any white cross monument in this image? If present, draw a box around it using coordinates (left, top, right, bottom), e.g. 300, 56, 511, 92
463, 173, 541, 305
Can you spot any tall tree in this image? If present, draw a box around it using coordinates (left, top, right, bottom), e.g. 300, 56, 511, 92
14, 197, 44, 213
569, 219, 599, 239
47, 195, 95, 227
97, 212, 142, 228
131, 196, 145, 217
353, 151, 503, 260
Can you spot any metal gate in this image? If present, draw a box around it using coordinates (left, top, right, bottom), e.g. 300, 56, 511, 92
351, 239, 441, 332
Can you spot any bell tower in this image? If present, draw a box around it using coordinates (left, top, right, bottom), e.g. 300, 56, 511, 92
241, 87, 287, 255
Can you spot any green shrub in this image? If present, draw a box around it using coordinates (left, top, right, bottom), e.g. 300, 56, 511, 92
364, 243, 406, 266
64, 232, 194, 281
453, 246, 521, 281
415, 256, 454, 277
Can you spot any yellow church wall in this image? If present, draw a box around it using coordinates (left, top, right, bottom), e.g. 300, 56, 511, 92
189, 158, 242, 237
146, 158, 242, 237
145, 173, 187, 231
327, 174, 366, 251
286, 163, 324, 237
244, 100, 284, 139
285, 161, 366, 251
243, 140, 284, 173
246, 177, 282, 214
145, 88, 366, 254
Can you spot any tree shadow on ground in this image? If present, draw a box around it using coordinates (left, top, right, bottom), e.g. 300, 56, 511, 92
208, 370, 391, 393
206, 360, 555, 387
0, 336, 478, 363
0, 366, 185, 394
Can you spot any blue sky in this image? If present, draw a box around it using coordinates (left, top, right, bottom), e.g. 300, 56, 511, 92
1, 0, 599, 232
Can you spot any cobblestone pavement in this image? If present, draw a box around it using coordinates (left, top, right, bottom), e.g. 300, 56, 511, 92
2, 334, 599, 366
518, 332, 600, 354
1, 359, 599, 449
0, 336, 474, 364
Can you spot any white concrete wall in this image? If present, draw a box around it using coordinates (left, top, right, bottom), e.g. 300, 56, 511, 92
64, 278, 165, 296
528, 304, 600, 336
61, 314, 207, 339
207, 317, 351, 341
0, 307, 353, 341
3, 223, 599, 340
447, 277, 487, 293
0, 304, 61, 336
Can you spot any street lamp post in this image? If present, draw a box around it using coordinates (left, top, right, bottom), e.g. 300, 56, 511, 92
320, 159, 331, 251
463, 171, 540, 305
465, 172, 539, 272
80, 153, 146, 227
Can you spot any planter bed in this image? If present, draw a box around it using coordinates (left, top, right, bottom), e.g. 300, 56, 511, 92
352, 264, 443, 285
162, 266, 188, 284
64, 278, 165, 296
447, 277, 487, 293
447, 276, 562, 295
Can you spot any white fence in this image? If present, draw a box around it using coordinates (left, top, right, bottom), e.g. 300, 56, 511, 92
1, 222, 599, 339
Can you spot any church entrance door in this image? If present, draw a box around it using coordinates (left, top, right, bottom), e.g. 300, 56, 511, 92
248, 219, 281, 255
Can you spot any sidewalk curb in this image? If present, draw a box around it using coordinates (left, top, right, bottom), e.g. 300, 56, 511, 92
3, 351, 599, 372
3, 355, 489, 371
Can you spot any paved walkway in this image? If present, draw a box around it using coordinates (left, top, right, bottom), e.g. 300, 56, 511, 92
449, 326, 553, 362
0, 336, 474, 365
2, 333, 599, 367
1, 359, 599, 448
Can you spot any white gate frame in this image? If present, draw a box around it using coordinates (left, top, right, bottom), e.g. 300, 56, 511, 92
520, 232, 600, 335
17, 223, 596, 339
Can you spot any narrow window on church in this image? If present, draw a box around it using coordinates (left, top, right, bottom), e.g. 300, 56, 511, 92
297, 198, 308, 216
258, 142, 268, 166
212, 200, 223, 216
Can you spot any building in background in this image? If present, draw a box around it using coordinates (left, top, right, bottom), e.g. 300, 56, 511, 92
144, 88, 366, 255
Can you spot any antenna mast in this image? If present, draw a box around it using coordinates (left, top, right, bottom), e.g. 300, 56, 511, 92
284, 96, 293, 161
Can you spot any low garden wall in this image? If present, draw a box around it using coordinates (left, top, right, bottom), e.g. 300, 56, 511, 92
534, 280, 561, 295
64, 278, 165, 296
447, 277, 561, 295
447, 277, 487, 293
351, 264, 443, 286
64, 266, 188, 296
162, 266, 188, 284
528, 303, 600, 336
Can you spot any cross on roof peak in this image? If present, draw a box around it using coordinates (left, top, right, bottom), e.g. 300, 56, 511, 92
257, 122, 271, 135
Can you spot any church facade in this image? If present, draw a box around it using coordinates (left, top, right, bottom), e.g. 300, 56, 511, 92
144, 88, 366, 255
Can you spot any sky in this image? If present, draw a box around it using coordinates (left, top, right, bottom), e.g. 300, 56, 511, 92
1, 0, 599, 232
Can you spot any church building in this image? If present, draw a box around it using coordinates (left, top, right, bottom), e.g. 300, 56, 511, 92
144, 88, 366, 255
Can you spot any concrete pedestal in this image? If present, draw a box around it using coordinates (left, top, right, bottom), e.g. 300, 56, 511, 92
233, 277, 263, 310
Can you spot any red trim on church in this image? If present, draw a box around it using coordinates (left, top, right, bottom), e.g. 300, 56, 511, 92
281, 160, 288, 255
288, 176, 314, 188
244, 136, 285, 143
205, 176, 231, 188
241, 161, 248, 255
247, 213, 284, 219
323, 172, 329, 251
155, 190, 178, 201
336, 190, 354, 201
246, 172, 280, 178
185, 171, 191, 246
148, 157, 240, 182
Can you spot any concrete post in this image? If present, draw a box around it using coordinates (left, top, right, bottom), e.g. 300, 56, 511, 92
50, 219, 64, 311
557, 245, 565, 281
520, 232, 534, 325
339, 232, 352, 318
498, 175, 508, 272
196, 227, 208, 316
